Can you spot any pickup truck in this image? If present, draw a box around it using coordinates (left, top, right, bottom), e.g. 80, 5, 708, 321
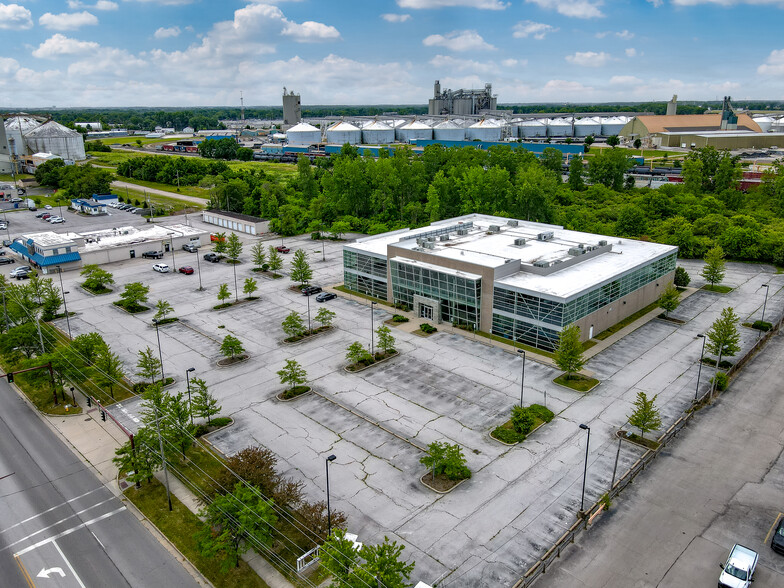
142, 250, 164, 259
719, 544, 758, 588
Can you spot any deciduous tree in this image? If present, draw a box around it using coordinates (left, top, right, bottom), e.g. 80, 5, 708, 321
220, 335, 245, 359
701, 245, 726, 288
190, 378, 221, 425
277, 359, 306, 389
554, 324, 585, 379
290, 249, 313, 286
627, 391, 662, 439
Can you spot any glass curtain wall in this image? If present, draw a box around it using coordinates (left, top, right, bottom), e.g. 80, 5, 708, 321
343, 249, 388, 300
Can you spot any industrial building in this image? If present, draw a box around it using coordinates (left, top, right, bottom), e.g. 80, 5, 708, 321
2, 114, 86, 172
428, 81, 497, 116
202, 209, 269, 236
283, 88, 302, 127
0, 122, 11, 175
343, 215, 677, 351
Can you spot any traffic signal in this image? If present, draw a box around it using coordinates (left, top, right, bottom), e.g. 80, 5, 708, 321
100, 410, 106, 422
6, 373, 13, 383
86, 396, 92, 407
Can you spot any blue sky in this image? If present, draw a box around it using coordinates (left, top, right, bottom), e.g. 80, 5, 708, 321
1, 0, 782, 108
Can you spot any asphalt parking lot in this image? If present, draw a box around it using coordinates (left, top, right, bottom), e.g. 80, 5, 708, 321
38, 221, 784, 587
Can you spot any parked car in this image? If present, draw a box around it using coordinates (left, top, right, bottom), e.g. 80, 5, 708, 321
142, 250, 164, 259
152, 263, 170, 273
28, 206, 36, 211
316, 292, 337, 302
301, 285, 322, 296
182, 243, 198, 253
10, 266, 31, 278
35, 212, 46, 218
0, 257, 14, 265
719, 544, 758, 588
10, 197, 22, 203
2, 240, 11, 247
772, 518, 784, 554
178, 266, 194, 275
203, 252, 222, 263
41, 213, 52, 220
44, 204, 52, 210
0, 223, 7, 230
49, 217, 65, 224
276, 246, 291, 253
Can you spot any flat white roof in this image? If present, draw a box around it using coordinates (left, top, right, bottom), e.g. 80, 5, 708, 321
348, 214, 676, 300
21, 231, 75, 247
79, 223, 207, 252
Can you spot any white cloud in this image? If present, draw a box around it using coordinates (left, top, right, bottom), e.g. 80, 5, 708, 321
616, 29, 634, 39
671, 0, 784, 5
0, 57, 19, 75
609, 75, 642, 85
397, 0, 508, 9
381, 13, 412, 22
526, 0, 604, 18
281, 20, 341, 42
647, 0, 663, 6
625, 47, 637, 57
154, 26, 181, 39
33, 34, 100, 58
502, 58, 524, 67
541, 79, 594, 95
122, 0, 195, 5
513, 20, 558, 39
0, 3, 33, 29
39, 11, 99, 31
565, 51, 611, 66
423, 30, 495, 51
68, 47, 146, 76
429, 53, 524, 73
68, 0, 118, 9
758, 48, 784, 75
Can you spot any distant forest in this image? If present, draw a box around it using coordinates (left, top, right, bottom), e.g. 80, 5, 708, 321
19, 100, 784, 133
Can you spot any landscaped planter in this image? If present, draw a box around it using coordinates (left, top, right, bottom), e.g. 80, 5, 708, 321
276, 385, 312, 401
147, 317, 179, 327
344, 350, 399, 373
657, 314, 686, 325
552, 374, 600, 393
112, 301, 150, 314
489, 419, 546, 446
617, 428, 660, 451
282, 326, 332, 346
420, 472, 469, 494
79, 284, 113, 296
212, 298, 260, 311
216, 354, 250, 367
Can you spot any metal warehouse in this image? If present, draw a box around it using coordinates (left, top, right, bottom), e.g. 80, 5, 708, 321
343, 215, 677, 351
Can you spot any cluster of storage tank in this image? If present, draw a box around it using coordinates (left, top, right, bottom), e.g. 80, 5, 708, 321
516, 116, 630, 138
751, 115, 784, 133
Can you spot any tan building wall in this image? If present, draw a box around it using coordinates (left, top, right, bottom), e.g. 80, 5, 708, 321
80, 233, 206, 266
655, 132, 784, 150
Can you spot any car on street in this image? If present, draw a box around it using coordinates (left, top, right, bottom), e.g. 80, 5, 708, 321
719, 544, 758, 588
276, 246, 291, 253
152, 263, 170, 273
315, 292, 337, 302
142, 250, 164, 259
0, 257, 14, 265
178, 266, 194, 275
772, 518, 784, 554
182, 243, 198, 253
10, 266, 31, 278
301, 285, 322, 296
203, 252, 222, 263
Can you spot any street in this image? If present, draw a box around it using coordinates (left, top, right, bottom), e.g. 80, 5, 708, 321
0, 379, 199, 588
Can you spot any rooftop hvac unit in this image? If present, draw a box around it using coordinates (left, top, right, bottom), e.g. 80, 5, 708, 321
488, 225, 501, 233
416, 238, 425, 246
533, 260, 550, 268
514, 238, 527, 246
423, 241, 435, 249
427, 236, 435, 242
507, 220, 518, 227
598, 240, 608, 246
439, 235, 450, 241
568, 248, 586, 256
537, 231, 554, 241
578, 243, 586, 249
457, 228, 469, 236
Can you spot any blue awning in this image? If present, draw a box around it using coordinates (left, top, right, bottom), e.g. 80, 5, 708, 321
8, 242, 81, 267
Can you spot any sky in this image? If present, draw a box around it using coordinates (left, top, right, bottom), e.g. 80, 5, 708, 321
1, 0, 783, 108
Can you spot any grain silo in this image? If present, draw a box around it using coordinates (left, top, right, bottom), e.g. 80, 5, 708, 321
518, 119, 547, 138
433, 120, 465, 141
546, 117, 572, 137
601, 116, 628, 136
753, 116, 775, 133
23, 120, 85, 161
362, 120, 395, 144
395, 120, 432, 142
466, 119, 502, 141
574, 117, 601, 138
286, 122, 322, 145
326, 121, 361, 145
4, 115, 43, 157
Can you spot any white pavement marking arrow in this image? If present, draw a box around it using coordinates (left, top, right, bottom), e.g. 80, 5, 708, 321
37, 567, 66, 578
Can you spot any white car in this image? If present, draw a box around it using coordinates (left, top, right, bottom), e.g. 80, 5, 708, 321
49, 217, 64, 224
152, 263, 169, 273
719, 544, 758, 588
44, 204, 52, 210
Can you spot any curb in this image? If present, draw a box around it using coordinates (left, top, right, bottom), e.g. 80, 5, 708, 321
215, 354, 250, 368
280, 326, 333, 347
276, 386, 313, 402
419, 473, 468, 494
343, 350, 400, 373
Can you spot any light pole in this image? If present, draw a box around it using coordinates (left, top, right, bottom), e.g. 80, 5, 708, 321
57, 266, 71, 340
306, 291, 312, 334
579, 423, 590, 514
186, 367, 195, 426
152, 318, 165, 384
232, 256, 238, 302
517, 349, 526, 408
195, 250, 203, 291
326, 454, 337, 537
759, 283, 770, 338
370, 301, 377, 357
695, 334, 706, 401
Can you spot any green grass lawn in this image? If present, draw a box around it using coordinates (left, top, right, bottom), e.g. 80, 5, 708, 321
86, 150, 149, 168
701, 284, 733, 293
0, 173, 34, 182
553, 373, 599, 392
93, 137, 173, 146
227, 160, 298, 178
124, 479, 270, 588
114, 176, 209, 200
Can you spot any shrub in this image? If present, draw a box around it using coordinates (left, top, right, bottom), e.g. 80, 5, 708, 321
392, 315, 409, 323
674, 266, 691, 288
210, 417, 232, 428
511, 406, 535, 435
527, 404, 554, 423
419, 323, 437, 334
752, 320, 772, 332
420, 441, 471, 481
711, 372, 729, 391
492, 427, 522, 444
193, 424, 209, 437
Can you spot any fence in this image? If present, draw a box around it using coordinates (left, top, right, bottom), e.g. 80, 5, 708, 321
513, 314, 784, 588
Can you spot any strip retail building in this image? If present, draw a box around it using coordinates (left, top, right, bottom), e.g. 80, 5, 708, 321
343, 215, 677, 351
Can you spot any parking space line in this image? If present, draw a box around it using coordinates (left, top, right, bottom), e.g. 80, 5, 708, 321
764, 512, 783, 544
14, 554, 36, 588
53, 540, 85, 588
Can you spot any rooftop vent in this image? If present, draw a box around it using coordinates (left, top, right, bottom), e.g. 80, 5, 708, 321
439, 235, 450, 241
507, 220, 518, 227
488, 225, 501, 233
423, 241, 435, 249
537, 231, 554, 241
416, 238, 425, 246
598, 240, 608, 246
457, 228, 469, 236
533, 260, 550, 268
514, 238, 527, 246
427, 236, 435, 242
568, 248, 587, 256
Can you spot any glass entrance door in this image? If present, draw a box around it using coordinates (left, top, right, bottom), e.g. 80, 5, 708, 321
420, 304, 433, 320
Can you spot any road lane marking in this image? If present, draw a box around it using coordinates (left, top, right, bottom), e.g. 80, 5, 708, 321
14, 554, 36, 588
1, 487, 105, 534
53, 540, 86, 588
2, 497, 116, 551
764, 512, 783, 544
13, 507, 126, 557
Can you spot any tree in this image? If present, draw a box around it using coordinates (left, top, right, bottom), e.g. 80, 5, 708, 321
282, 311, 306, 338
540, 147, 563, 175
112, 426, 161, 486
290, 249, 313, 286
320, 530, 415, 588
119, 282, 150, 309
250, 242, 267, 268
674, 266, 691, 288
419, 441, 470, 481
588, 147, 632, 191
188, 382, 219, 428
554, 324, 585, 379
225, 233, 243, 262
166, 392, 193, 457
196, 482, 277, 571
511, 405, 535, 435
319, 529, 362, 586
220, 334, 245, 359
212, 232, 227, 254
40, 281, 63, 321
627, 391, 662, 439
657, 285, 680, 318
94, 345, 125, 399
217, 283, 231, 304
376, 325, 395, 354
267, 247, 283, 274
80, 265, 114, 292
706, 307, 741, 389
346, 341, 371, 365
606, 135, 620, 147
315, 307, 336, 328
242, 277, 258, 299
154, 299, 174, 322
633, 138, 642, 149
568, 156, 585, 191
136, 346, 162, 383
71, 332, 106, 365
277, 359, 307, 389
701, 245, 726, 288
329, 220, 351, 240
